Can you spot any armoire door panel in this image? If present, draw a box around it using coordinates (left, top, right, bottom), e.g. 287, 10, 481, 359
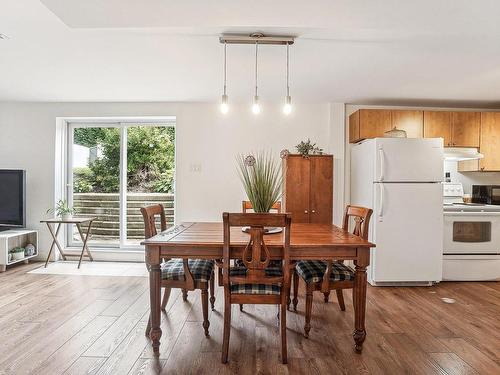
283, 156, 311, 223
310, 156, 333, 224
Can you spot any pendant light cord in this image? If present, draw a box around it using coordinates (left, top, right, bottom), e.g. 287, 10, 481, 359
255, 41, 259, 96
223, 42, 227, 96
286, 42, 290, 97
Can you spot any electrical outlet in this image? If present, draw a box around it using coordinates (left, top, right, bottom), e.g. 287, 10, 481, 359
189, 164, 202, 172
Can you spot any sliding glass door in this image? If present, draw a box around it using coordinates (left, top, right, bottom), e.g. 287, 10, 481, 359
67, 120, 175, 250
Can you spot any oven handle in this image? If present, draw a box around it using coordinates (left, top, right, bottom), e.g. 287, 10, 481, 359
444, 212, 500, 216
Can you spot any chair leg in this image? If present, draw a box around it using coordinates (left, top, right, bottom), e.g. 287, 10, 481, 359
182, 289, 188, 301
304, 285, 313, 338
201, 288, 210, 336
209, 271, 216, 311
145, 314, 151, 336
221, 297, 231, 363
323, 291, 330, 303
280, 297, 288, 364
239, 304, 243, 312
336, 289, 346, 311
292, 271, 299, 311
161, 287, 171, 311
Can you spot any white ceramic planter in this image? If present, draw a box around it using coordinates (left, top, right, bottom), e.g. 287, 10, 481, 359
11, 252, 25, 261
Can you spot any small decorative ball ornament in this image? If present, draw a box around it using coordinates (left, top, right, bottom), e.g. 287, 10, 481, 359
244, 155, 256, 167
25, 243, 36, 256
280, 149, 290, 159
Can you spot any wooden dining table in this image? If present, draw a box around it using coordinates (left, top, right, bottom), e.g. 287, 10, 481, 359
142, 221, 375, 356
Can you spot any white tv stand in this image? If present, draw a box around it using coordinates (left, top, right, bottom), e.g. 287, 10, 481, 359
0, 229, 38, 272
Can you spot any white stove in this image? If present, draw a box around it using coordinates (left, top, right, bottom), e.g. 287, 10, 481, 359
442, 182, 500, 281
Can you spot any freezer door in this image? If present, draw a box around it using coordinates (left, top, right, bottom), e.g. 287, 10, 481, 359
375, 138, 443, 182
371, 182, 443, 283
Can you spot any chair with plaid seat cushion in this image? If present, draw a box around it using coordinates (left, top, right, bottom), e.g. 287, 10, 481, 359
221, 212, 292, 365
141, 204, 215, 338
293, 205, 372, 338
295, 260, 355, 284
162, 259, 215, 282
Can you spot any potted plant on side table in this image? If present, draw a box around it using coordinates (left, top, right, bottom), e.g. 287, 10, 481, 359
47, 199, 75, 220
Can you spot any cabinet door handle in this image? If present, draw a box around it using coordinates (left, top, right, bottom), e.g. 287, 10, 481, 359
304, 210, 308, 214
311, 210, 316, 213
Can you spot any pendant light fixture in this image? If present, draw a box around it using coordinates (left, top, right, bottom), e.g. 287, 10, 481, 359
252, 41, 261, 114
218, 33, 294, 115
283, 42, 292, 115
220, 42, 229, 114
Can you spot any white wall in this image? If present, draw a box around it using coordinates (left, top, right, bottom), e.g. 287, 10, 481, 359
0, 101, 336, 258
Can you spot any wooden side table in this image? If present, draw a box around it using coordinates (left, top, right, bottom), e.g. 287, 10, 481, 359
40, 217, 97, 269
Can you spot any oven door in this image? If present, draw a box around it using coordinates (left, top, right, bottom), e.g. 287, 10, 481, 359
444, 212, 500, 255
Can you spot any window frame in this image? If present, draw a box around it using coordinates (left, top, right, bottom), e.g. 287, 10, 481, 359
62, 117, 176, 252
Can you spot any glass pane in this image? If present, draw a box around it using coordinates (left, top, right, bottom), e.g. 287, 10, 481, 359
71, 127, 121, 246
126, 126, 175, 245
453, 221, 491, 243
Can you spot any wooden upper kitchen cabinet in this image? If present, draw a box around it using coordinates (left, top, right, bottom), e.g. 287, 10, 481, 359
349, 109, 391, 143
423, 111, 452, 146
480, 112, 500, 171
451, 112, 480, 147
282, 154, 333, 224
349, 109, 423, 143
391, 110, 423, 138
459, 112, 500, 172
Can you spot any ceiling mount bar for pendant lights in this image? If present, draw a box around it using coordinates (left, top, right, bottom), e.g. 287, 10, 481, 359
219, 33, 294, 45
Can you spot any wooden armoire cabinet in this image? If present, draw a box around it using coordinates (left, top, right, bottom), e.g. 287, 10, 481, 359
282, 154, 333, 224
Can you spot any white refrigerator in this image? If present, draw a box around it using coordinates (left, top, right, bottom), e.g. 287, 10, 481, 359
350, 138, 444, 286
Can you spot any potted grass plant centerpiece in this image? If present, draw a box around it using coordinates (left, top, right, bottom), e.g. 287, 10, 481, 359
237, 152, 284, 234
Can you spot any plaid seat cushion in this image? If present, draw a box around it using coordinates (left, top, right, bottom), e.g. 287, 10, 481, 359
295, 260, 355, 284
230, 283, 281, 295
161, 259, 214, 282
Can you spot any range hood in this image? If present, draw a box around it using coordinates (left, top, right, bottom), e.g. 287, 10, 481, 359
443, 147, 484, 161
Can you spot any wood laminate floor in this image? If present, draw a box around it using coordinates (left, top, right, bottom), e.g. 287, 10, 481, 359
0, 262, 499, 375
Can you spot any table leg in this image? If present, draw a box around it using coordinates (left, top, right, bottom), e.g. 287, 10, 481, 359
45, 223, 62, 267
148, 250, 162, 355
49, 223, 68, 260
353, 248, 369, 353
77, 222, 94, 261
76, 223, 93, 269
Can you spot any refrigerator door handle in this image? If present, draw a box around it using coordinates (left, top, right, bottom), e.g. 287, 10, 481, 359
379, 147, 385, 181
378, 184, 384, 221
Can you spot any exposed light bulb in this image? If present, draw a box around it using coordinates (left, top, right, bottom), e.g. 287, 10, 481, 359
252, 96, 261, 114
220, 94, 229, 114
283, 95, 292, 115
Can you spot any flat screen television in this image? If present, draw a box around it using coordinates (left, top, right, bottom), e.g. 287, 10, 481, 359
0, 170, 26, 231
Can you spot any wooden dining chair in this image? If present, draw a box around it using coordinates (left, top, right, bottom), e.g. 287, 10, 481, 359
221, 212, 292, 364
217, 200, 282, 288
234, 201, 284, 311
141, 204, 216, 337
293, 205, 373, 338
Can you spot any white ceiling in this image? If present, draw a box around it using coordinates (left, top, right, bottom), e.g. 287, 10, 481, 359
1, 0, 500, 105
